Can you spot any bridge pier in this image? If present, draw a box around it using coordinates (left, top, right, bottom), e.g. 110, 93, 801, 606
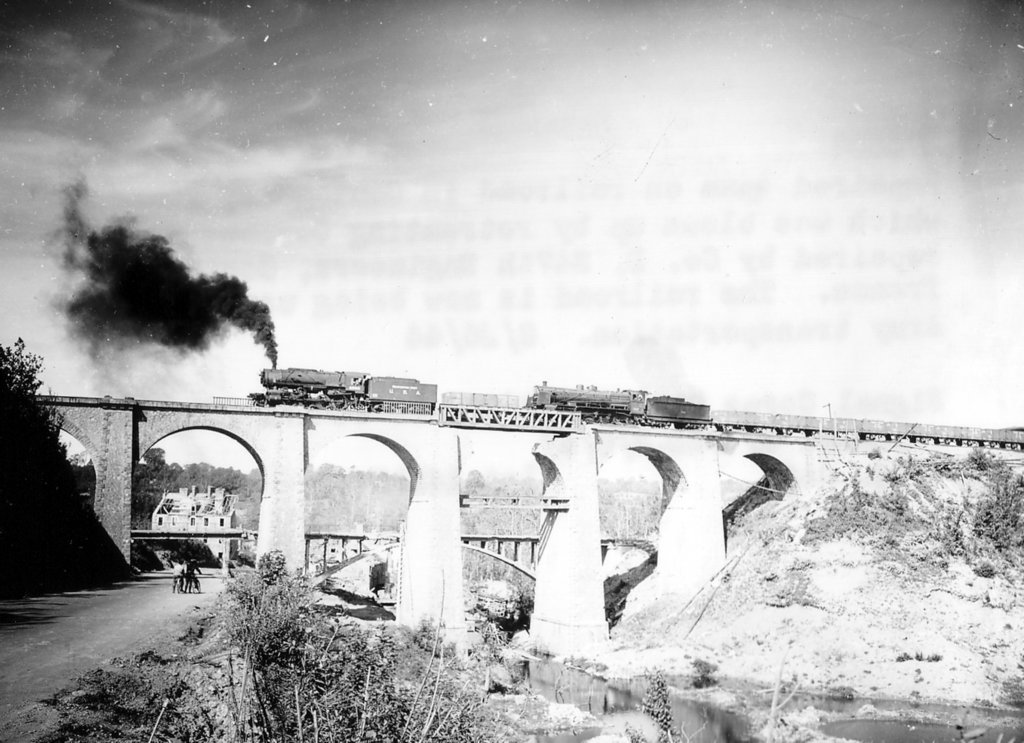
395, 429, 466, 644
73, 402, 135, 560
254, 414, 308, 570
656, 443, 726, 599
530, 433, 608, 655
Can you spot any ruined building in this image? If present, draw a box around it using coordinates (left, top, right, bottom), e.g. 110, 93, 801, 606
151, 486, 238, 562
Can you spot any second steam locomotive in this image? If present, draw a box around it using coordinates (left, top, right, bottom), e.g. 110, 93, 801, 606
250, 368, 710, 427
525, 382, 711, 426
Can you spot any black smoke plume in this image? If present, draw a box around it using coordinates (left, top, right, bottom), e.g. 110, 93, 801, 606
59, 181, 278, 367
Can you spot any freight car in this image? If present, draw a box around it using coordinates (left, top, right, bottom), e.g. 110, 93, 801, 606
524, 382, 711, 427
712, 410, 1024, 449
249, 368, 437, 414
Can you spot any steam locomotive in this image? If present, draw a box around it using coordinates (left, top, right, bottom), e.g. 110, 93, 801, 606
249, 368, 437, 414
524, 382, 712, 427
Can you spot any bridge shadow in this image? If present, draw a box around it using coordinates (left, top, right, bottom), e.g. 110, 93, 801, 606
0, 575, 170, 629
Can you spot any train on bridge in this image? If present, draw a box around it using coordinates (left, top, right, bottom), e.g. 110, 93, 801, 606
249, 368, 711, 427
245, 368, 1024, 448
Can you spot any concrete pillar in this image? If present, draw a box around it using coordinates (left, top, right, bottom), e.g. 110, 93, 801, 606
656, 444, 726, 600
90, 404, 136, 560
531, 432, 607, 655
255, 413, 307, 571
395, 429, 466, 644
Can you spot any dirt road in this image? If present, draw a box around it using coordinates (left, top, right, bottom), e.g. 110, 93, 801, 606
0, 571, 224, 727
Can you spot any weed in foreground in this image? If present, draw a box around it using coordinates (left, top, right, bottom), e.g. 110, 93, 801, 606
218, 550, 497, 743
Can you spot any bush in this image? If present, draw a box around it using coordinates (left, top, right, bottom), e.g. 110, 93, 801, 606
966, 447, 997, 473
221, 567, 313, 671
641, 670, 675, 742
257, 549, 289, 584
973, 560, 997, 578
805, 474, 913, 544
973, 473, 1024, 554
691, 658, 718, 689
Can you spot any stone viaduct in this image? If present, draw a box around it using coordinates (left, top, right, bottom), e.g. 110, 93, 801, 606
44, 395, 828, 655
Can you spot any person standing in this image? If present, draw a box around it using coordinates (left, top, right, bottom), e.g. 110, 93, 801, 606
171, 562, 184, 593
184, 560, 202, 593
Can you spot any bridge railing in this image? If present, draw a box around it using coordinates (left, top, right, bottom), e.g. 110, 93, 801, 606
438, 404, 581, 433
212, 396, 255, 407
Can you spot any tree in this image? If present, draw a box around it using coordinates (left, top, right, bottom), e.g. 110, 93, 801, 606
0, 338, 128, 597
131, 447, 182, 527
0, 338, 75, 524
68, 452, 96, 499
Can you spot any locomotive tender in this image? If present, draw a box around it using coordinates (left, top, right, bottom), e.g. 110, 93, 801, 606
249, 368, 437, 414
524, 382, 712, 427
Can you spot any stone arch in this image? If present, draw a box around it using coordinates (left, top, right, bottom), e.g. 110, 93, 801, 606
141, 425, 266, 485
597, 444, 688, 514
627, 446, 687, 513
56, 416, 100, 466
722, 452, 798, 525
347, 433, 421, 502
744, 453, 798, 498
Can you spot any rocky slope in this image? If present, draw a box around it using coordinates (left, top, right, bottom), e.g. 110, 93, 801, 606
597, 446, 1024, 717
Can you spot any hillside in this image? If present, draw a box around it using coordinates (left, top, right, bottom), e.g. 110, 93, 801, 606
599, 446, 1024, 712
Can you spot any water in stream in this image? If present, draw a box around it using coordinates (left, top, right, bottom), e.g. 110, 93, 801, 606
520, 659, 1024, 743
521, 659, 751, 743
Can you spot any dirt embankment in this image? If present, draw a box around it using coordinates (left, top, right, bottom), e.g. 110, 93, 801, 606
595, 447, 1024, 721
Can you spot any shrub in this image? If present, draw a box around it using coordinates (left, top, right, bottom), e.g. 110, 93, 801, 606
257, 549, 289, 585
805, 474, 913, 544
691, 658, 718, 689
966, 447, 996, 473
896, 652, 912, 662
641, 670, 675, 743
973, 473, 1024, 554
973, 560, 997, 578
1002, 676, 1024, 708
220, 567, 314, 671
933, 509, 968, 558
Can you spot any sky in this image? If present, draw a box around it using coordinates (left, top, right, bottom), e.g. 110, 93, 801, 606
4, 0, 1024, 471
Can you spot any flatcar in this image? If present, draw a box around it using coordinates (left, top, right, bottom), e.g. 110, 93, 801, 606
524, 382, 711, 427
249, 368, 437, 414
